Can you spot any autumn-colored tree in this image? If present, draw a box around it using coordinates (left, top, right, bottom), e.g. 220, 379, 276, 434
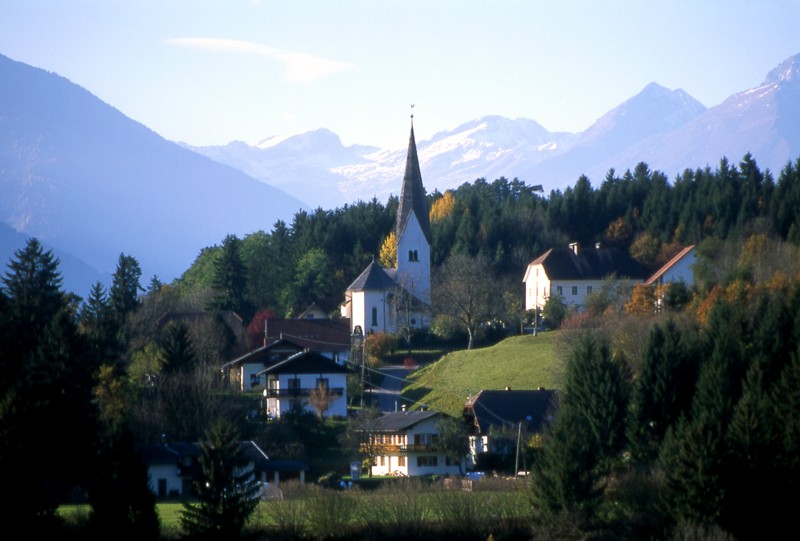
625, 284, 658, 315
429, 190, 456, 222
307, 381, 338, 420
378, 232, 397, 268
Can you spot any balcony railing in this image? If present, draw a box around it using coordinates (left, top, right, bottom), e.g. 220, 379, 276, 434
359, 442, 435, 454
265, 387, 344, 398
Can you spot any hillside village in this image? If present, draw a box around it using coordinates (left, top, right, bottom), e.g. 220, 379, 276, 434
4, 116, 800, 539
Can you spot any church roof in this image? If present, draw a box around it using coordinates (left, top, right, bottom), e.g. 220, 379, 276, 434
346, 258, 395, 292
395, 119, 431, 243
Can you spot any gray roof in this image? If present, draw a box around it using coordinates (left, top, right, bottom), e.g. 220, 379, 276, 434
346, 258, 396, 292
256, 349, 350, 376
395, 121, 431, 243
530, 245, 647, 281
357, 409, 441, 433
464, 389, 559, 435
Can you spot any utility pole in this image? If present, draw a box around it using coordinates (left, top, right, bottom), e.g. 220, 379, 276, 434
514, 421, 522, 478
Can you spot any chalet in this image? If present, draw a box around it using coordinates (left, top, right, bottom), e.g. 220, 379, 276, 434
463, 388, 559, 468
357, 408, 465, 477
523, 242, 648, 312
258, 349, 351, 419
341, 117, 431, 335
138, 439, 308, 499
222, 318, 351, 392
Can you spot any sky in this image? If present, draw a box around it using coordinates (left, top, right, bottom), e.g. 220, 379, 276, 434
2, 1, 800, 150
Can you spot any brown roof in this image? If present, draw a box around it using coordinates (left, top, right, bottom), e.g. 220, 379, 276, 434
645, 245, 696, 285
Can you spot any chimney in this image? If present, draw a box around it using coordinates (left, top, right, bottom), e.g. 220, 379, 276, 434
569, 242, 579, 255
505, 386, 511, 391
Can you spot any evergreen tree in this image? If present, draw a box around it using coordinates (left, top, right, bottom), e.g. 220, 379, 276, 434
209, 234, 249, 317
561, 330, 631, 472
180, 421, 260, 539
0, 239, 95, 533
159, 320, 198, 375
628, 318, 701, 462
529, 409, 605, 536
109, 253, 143, 325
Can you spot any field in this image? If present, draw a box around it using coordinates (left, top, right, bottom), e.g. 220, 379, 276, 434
401, 331, 564, 416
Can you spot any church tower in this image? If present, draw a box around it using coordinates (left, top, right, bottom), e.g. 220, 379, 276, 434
342, 116, 431, 335
394, 116, 431, 306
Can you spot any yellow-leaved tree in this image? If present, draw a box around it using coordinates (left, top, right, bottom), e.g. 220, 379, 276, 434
378, 232, 397, 268
429, 190, 456, 222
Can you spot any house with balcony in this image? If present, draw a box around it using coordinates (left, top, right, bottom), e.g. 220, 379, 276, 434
523, 242, 648, 313
221, 318, 351, 392
259, 349, 351, 419
357, 408, 465, 477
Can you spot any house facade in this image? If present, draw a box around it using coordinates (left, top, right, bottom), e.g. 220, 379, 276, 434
259, 350, 350, 419
463, 388, 559, 469
221, 318, 351, 392
358, 409, 465, 477
341, 117, 431, 335
523, 242, 648, 312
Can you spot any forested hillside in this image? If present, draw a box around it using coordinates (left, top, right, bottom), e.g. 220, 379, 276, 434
175, 153, 800, 325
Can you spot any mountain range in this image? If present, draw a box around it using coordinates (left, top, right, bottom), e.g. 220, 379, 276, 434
1, 51, 799, 299
187, 53, 800, 209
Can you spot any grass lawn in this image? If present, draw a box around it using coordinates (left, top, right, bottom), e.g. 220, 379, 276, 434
402, 331, 564, 416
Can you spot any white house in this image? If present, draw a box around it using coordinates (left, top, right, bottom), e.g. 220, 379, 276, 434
341, 117, 431, 335
523, 242, 648, 312
259, 350, 351, 419
357, 409, 465, 477
645, 244, 697, 287
221, 318, 351, 392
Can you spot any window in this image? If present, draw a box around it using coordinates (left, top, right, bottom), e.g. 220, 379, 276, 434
379, 456, 385, 466
587, 286, 593, 294
371, 307, 378, 327
571, 286, 578, 295
398, 456, 406, 467
417, 456, 438, 467
556, 286, 563, 295
315, 377, 329, 390
249, 374, 260, 387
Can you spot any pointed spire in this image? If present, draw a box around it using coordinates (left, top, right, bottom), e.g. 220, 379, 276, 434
396, 115, 431, 243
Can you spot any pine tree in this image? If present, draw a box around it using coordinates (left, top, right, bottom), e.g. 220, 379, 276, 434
180, 422, 260, 539
159, 320, 198, 375
0, 238, 95, 533
209, 234, 249, 317
109, 253, 143, 325
561, 330, 631, 472
628, 319, 700, 462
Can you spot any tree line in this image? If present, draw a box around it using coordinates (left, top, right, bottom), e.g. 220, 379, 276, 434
173, 153, 800, 326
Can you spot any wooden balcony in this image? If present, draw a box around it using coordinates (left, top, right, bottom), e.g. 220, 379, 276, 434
265, 387, 344, 398
359, 443, 435, 454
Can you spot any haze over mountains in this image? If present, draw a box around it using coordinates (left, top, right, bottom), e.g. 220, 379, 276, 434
1, 51, 799, 299
190, 53, 800, 209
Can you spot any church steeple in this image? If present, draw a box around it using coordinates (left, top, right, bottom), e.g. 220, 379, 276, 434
395, 116, 431, 243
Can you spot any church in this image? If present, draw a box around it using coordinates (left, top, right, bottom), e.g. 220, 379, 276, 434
340, 117, 431, 336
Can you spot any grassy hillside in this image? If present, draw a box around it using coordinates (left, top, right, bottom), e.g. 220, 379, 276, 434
401, 331, 564, 416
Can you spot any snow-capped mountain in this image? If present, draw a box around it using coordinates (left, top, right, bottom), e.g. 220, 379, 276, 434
191, 53, 800, 206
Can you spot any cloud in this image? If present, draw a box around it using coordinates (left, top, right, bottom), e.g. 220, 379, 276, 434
165, 37, 350, 83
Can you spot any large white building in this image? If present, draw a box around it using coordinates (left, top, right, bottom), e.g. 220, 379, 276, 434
523, 242, 648, 312
341, 118, 431, 335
